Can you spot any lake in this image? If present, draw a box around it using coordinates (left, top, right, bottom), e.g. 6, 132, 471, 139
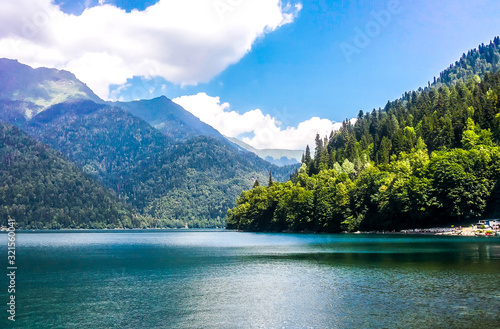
1, 230, 500, 328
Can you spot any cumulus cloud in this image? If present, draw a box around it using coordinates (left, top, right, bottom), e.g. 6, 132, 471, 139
0, 0, 301, 99
173, 93, 346, 150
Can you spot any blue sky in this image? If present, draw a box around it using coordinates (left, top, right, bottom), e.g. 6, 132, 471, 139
104, 0, 498, 122
2, 0, 499, 149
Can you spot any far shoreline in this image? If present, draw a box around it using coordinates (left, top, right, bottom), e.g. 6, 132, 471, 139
2, 226, 499, 237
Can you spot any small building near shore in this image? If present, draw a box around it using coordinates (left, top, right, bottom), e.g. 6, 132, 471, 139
487, 220, 500, 229
477, 219, 500, 229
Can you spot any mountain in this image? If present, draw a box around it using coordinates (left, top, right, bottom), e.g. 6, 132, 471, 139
24, 100, 171, 185
225, 136, 303, 166
0, 58, 297, 228
0, 59, 299, 229
113, 95, 304, 162
0, 58, 102, 123
0, 57, 293, 156
228, 38, 500, 232
112, 96, 225, 141
20, 99, 298, 227
0, 58, 224, 142
0, 122, 137, 229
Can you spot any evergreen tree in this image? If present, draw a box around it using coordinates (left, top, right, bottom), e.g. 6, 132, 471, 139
304, 145, 312, 163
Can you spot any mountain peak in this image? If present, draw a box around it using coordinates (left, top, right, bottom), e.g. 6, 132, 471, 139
0, 58, 103, 120
112, 95, 226, 141
0, 58, 19, 64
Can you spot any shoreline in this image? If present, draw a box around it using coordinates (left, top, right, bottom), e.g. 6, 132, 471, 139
1, 226, 499, 237
399, 226, 500, 237
0, 227, 226, 233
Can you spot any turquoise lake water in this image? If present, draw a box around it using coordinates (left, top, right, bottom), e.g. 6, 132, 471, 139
1, 230, 500, 328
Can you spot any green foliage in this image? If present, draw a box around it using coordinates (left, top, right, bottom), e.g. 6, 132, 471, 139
228, 143, 500, 232
429, 147, 500, 221
0, 122, 138, 229
432, 38, 500, 89
227, 185, 278, 231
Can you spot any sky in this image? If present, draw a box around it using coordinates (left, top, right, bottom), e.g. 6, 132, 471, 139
0, 0, 499, 150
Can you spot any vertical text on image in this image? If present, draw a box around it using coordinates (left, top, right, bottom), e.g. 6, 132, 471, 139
6, 217, 16, 322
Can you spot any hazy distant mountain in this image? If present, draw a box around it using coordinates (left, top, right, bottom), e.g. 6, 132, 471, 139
112, 96, 225, 141
226, 136, 302, 166
0, 58, 102, 122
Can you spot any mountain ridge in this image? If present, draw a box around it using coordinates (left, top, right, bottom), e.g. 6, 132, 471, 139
111, 96, 227, 142
225, 136, 303, 166
0, 58, 303, 160
0, 59, 299, 228
19, 99, 298, 226
0, 58, 103, 120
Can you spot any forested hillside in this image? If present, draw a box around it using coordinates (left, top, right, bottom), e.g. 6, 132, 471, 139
228, 40, 500, 232
19, 100, 296, 228
0, 122, 137, 229
431, 36, 500, 89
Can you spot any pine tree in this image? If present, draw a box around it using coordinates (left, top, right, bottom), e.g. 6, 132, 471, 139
314, 133, 323, 159
304, 145, 311, 163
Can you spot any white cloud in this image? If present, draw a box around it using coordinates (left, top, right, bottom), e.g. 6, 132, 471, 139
0, 0, 301, 99
173, 93, 346, 150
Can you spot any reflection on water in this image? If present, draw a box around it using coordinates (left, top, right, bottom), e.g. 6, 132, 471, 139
1, 231, 499, 328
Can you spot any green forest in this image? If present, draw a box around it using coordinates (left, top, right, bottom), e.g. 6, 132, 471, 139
0, 122, 139, 229
227, 39, 500, 232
